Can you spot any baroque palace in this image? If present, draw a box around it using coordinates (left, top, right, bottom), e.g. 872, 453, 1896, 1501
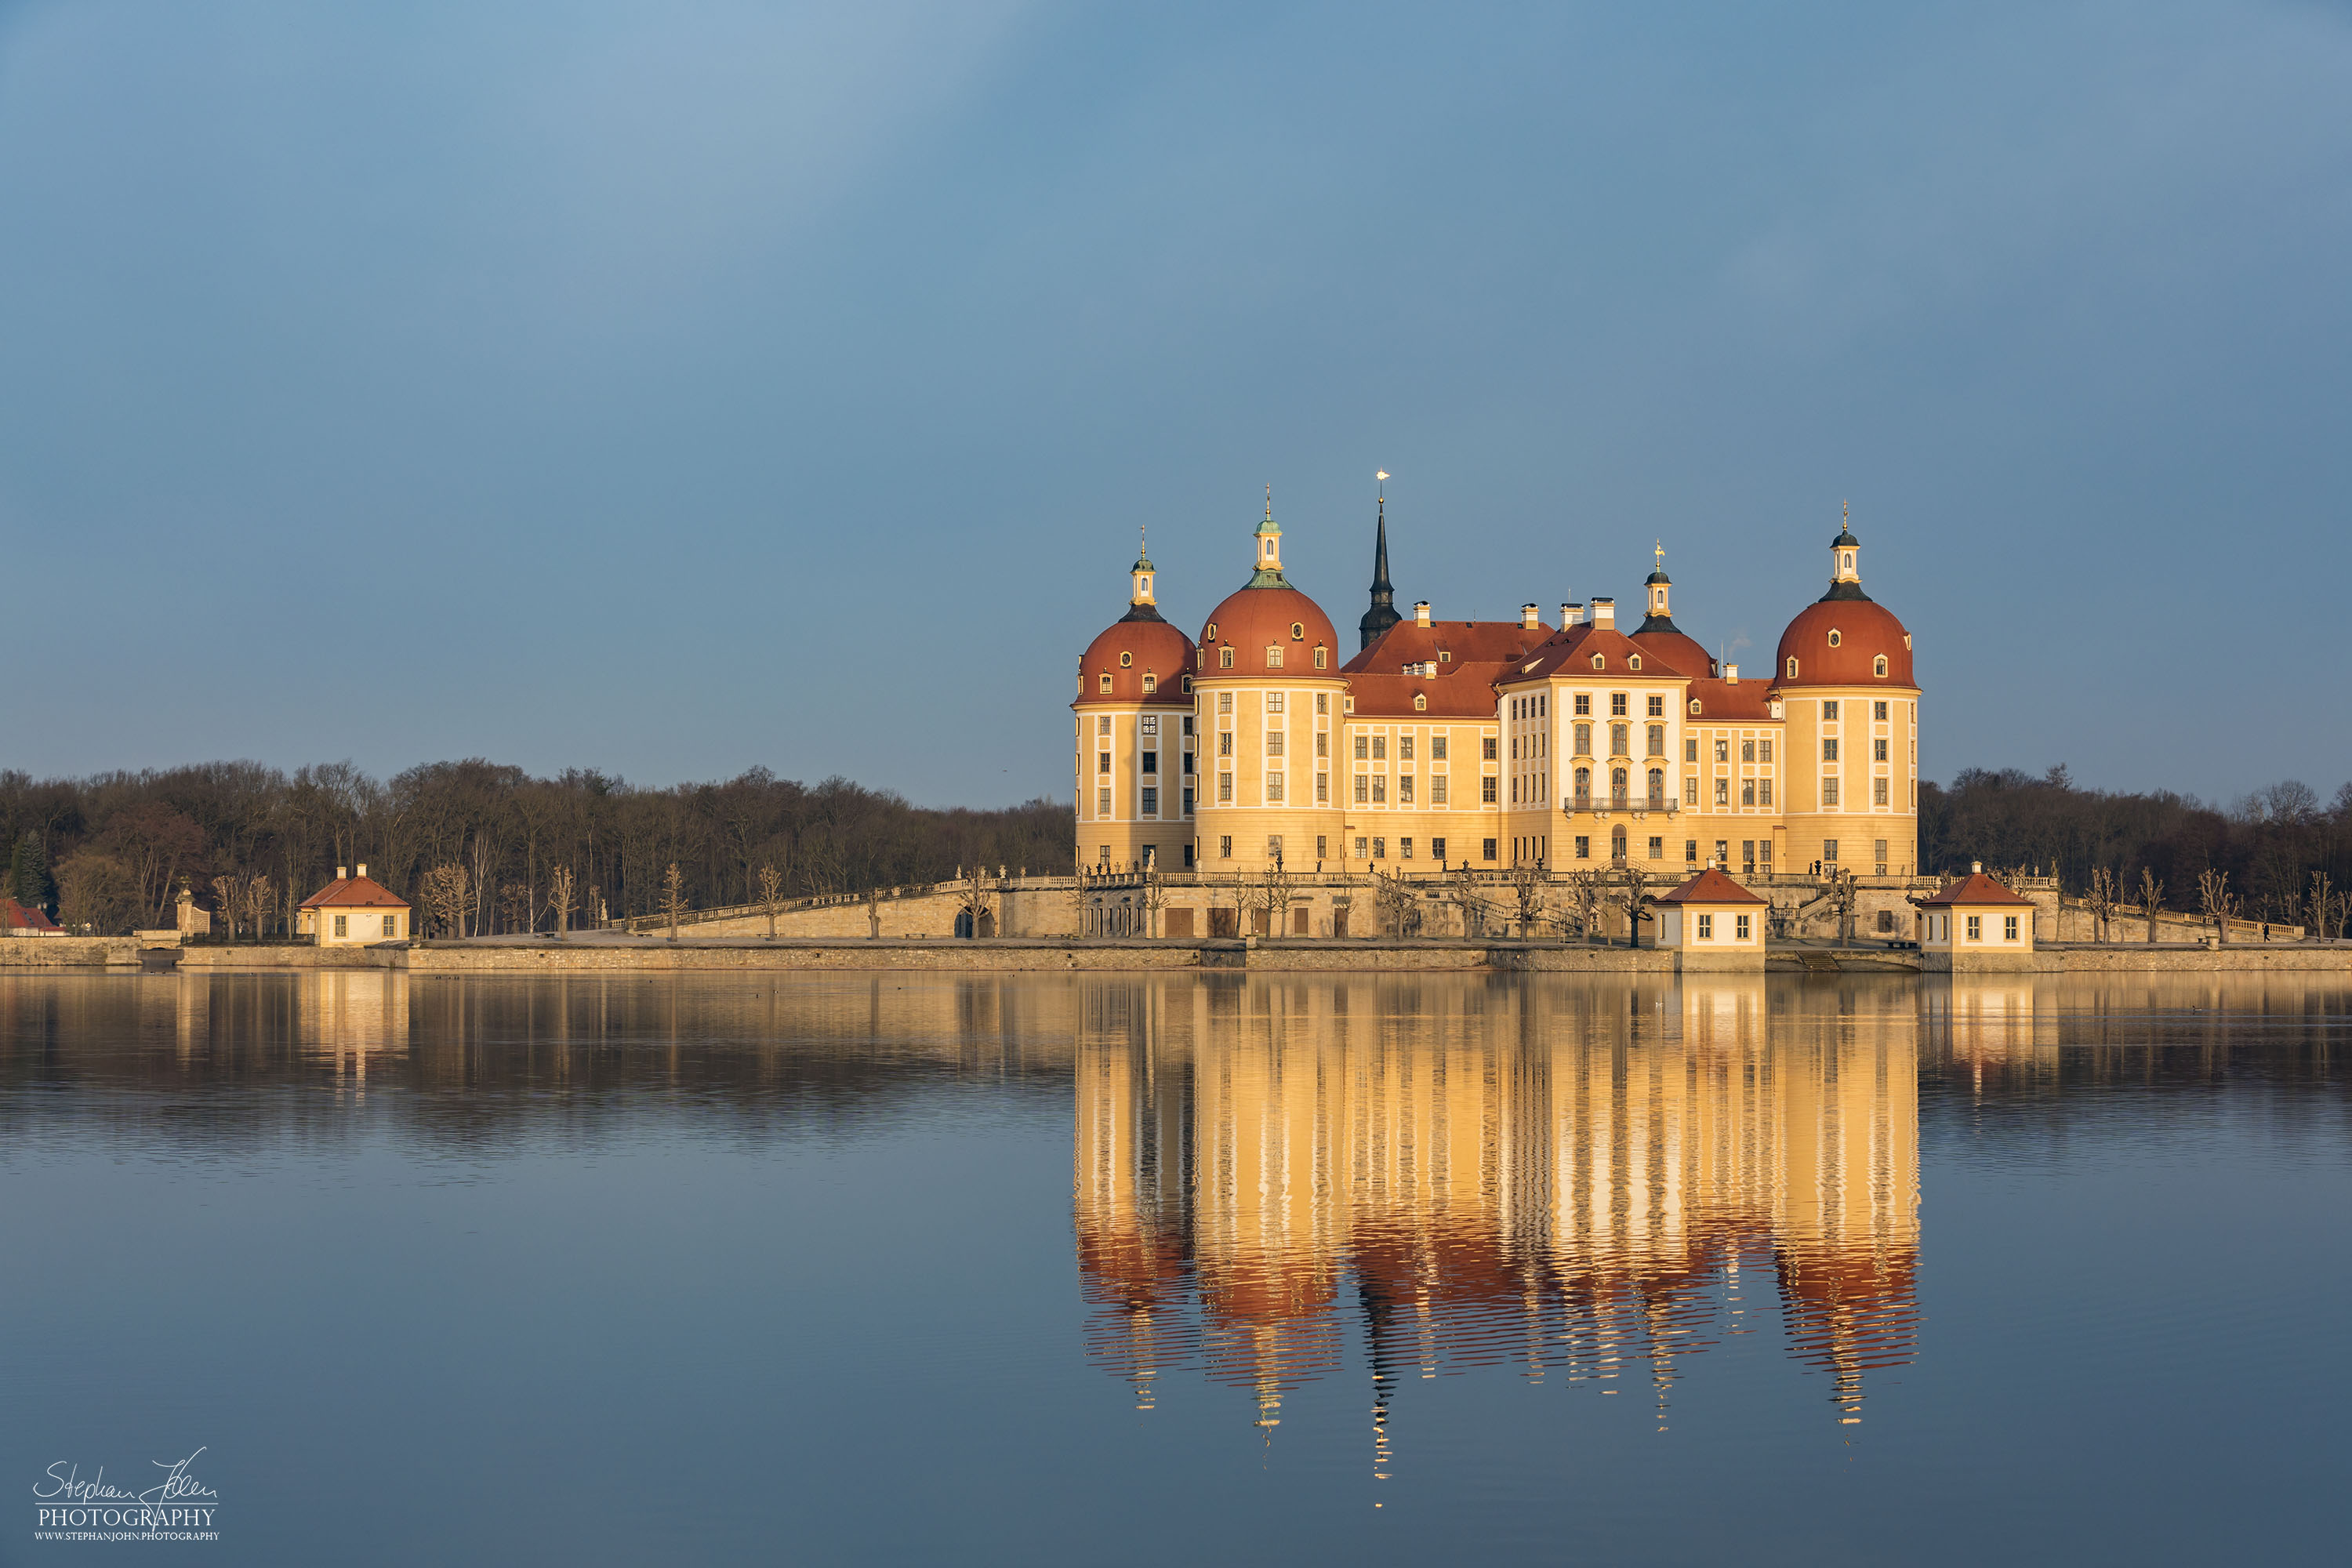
1073, 491, 1921, 898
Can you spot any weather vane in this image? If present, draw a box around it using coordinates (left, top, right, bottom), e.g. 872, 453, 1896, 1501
1375, 469, 1388, 500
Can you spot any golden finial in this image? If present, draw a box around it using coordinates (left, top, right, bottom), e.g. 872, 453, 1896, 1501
1654, 539, 1664, 570
1264, 484, 1272, 522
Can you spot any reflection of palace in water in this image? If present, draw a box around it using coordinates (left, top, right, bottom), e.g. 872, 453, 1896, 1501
1075, 977, 1925, 1446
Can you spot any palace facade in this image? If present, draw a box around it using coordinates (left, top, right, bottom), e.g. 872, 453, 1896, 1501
1073, 495, 1921, 881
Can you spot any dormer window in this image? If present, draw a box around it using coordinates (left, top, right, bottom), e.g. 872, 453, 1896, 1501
1787, 657, 1799, 678
1142, 673, 1157, 693
1180, 676, 1192, 694
1873, 655, 1888, 678
1343, 697, 1355, 713
1220, 646, 1236, 669
1265, 645, 1283, 668
1590, 655, 1604, 670
1414, 694, 1427, 712
1628, 655, 1642, 671
1439, 651, 1452, 662
1313, 645, 1327, 670
1098, 673, 1112, 693
1827, 629, 1842, 648
1689, 699, 1701, 715
1119, 652, 1132, 667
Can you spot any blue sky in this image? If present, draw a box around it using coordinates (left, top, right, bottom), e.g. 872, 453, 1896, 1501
2, 0, 2346, 806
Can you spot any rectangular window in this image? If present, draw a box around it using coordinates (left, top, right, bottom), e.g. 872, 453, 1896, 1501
333, 914, 347, 938
1141, 786, 1159, 814
1573, 694, 1591, 716
1824, 840, 1840, 864
1611, 692, 1628, 717
1685, 776, 1700, 805
1182, 750, 1195, 775
1735, 914, 1750, 940
1220, 646, 1236, 668
1873, 777, 1889, 806
1822, 779, 1839, 806
1183, 787, 1195, 814
1267, 691, 1284, 711
1316, 773, 1329, 804
1355, 735, 1369, 759
1316, 835, 1328, 860
1399, 775, 1416, 804
1183, 716, 1194, 735
1098, 752, 1111, 773
1483, 737, 1498, 760
1218, 691, 1234, 713
1741, 739, 1755, 762
1874, 701, 1888, 721
1759, 739, 1773, 764
1218, 772, 1234, 803
1875, 738, 1889, 761
1685, 840, 1698, 863
1741, 779, 1755, 806
1372, 776, 1388, 804
1220, 836, 1233, 858
1218, 732, 1232, 757
1432, 735, 1447, 760
1573, 722, 1592, 755
1713, 778, 1729, 806
1646, 694, 1664, 717
1373, 735, 1387, 760
2005, 914, 2020, 941
1316, 693, 1328, 713
1875, 839, 1888, 865
1400, 735, 1416, 760
1685, 737, 1699, 763
1482, 838, 1497, 862
1266, 774, 1284, 802
1372, 837, 1386, 859
1431, 775, 1448, 804
1647, 836, 1663, 860
1265, 730, 1284, 756
1354, 775, 1370, 804
1713, 738, 1728, 762
1355, 837, 1368, 858
1142, 751, 1158, 773
1400, 837, 1414, 859
1481, 776, 1498, 804
1966, 914, 1982, 941
1823, 700, 1840, 720
1432, 837, 1446, 862
1759, 840, 1772, 867
1267, 834, 1283, 861
1697, 913, 1713, 940
1574, 835, 1590, 858
1758, 779, 1773, 806
1316, 731, 1328, 757
1139, 715, 1158, 736
1822, 738, 1838, 761
1098, 788, 1112, 815
1098, 716, 1112, 734
1183, 843, 1195, 867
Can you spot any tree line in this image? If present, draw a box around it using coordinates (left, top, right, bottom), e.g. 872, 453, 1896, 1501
0, 761, 1068, 938
1920, 767, 2352, 934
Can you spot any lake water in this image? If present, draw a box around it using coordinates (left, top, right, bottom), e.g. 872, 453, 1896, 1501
4, 971, 2349, 1565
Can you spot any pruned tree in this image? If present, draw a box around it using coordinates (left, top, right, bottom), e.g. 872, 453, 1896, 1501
661, 862, 688, 940
1449, 864, 1486, 938
1567, 868, 1607, 946
419, 864, 470, 938
757, 864, 786, 939
1261, 861, 1297, 937
547, 864, 577, 939
1140, 869, 1169, 938
2310, 872, 2336, 942
1614, 865, 1653, 946
1508, 862, 1548, 940
2087, 866, 2118, 944
1065, 871, 1093, 938
211, 873, 245, 941
245, 874, 274, 942
2139, 867, 2165, 944
2196, 866, 2238, 942
1372, 867, 1415, 938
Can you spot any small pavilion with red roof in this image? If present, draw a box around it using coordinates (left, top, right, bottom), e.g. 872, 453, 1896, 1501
298, 865, 411, 946
1915, 863, 2038, 969
1650, 865, 1768, 968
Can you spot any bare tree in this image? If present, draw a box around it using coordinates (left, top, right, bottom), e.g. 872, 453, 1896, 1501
1372, 867, 1415, 938
211, 873, 245, 941
1261, 861, 1297, 937
1449, 864, 1486, 938
547, 864, 576, 939
2087, 866, 2118, 944
499, 881, 532, 935
245, 874, 274, 942
1140, 868, 1169, 938
1566, 868, 1607, 946
661, 862, 688, 940
1065, 870, 1093, 938
469, 831, 497, 936
2196, 867, 2238, 942
757, 864, 786, 939
1508, 862, 1547, 939
419, 864, 470, 938
2310, 872, 2336, 942
2139, 867, 2164, 943
1615, 865, 1653, 946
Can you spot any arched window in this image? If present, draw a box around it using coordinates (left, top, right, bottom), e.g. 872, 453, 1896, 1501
1098, 673, 1112, 693
1591, 654, 1605, 670
1827, 629, 1842, 648
1787, 656, 1799, 678
1119, 652, 1132, 667
1610, 767, 1628, 808
1688, 699, 1701, 715
1610, 826, 1627, 861
1874, 655, 1889, 677
1628, 655, 1642, 671
1413, 693, 1426, 712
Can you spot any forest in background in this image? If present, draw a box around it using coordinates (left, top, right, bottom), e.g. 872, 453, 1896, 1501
0, 758, 2345, 937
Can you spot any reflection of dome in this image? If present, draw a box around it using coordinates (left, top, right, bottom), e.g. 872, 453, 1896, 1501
1077, 615, 1194, 705
1199, 586, 1339, 677
1774, 598, 1913, 687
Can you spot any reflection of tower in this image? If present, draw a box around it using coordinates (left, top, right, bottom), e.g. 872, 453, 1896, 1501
1070, 974, 1924, 1443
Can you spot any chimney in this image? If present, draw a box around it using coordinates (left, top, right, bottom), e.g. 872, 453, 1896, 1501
1563, 602, 1585, 626
1723, 663, 1739, 684
1971, 861, 1983, 874
336, 866, 348, 881
355, 862, 368, 880
1520, 603, 1539, 630
1592, 597, 1616, 630
1413, 600, 1431, 627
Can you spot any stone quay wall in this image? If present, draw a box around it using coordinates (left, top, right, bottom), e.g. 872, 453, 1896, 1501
0, 936, 145, 967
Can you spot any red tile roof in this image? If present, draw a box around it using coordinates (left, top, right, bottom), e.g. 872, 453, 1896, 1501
2, 898, 59, 930
1344, 617, 1550, 718
299, 874, 410, 910
1917, 871, 2034, 907
1682, 676, 1776, 722
1654, 866, 1767, 905
1498, 622, 1679, 684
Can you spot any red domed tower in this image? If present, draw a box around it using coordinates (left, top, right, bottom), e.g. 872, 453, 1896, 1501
1772, 508, 1921, 877
1191, 493, 1347, 880
1631, 543, 1715, 677
1073, 539, 1196, 873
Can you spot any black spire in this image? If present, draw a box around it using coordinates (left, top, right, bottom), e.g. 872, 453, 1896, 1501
1358, 493, 1401, 651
